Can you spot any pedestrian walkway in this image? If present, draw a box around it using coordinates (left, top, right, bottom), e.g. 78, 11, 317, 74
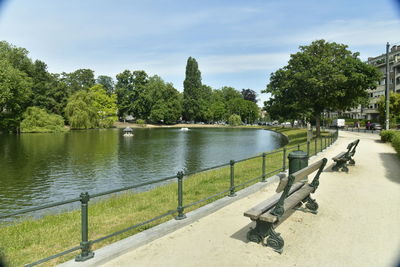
67, 131, 400, 267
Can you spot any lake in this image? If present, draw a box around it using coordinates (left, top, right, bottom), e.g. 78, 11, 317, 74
0, 127, 286, 215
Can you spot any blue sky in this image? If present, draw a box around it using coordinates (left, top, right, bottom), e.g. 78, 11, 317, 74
0, 0, 400, 105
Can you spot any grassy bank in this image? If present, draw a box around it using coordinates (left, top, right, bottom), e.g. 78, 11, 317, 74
0, 127, 334, 266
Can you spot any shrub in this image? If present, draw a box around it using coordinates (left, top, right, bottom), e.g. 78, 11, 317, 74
380, 130, 397, 142
391, 132, 400, 155
136, 119, 146, 126
228, 114, 242, 126
20, 107, 66, 133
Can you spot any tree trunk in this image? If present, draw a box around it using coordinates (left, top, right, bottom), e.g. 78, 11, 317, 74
315, 113, 321, 137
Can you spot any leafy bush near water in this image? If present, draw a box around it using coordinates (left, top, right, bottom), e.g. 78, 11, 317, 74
20, 107, 66, 133
136, 119, 146, 126
228, 114, 242, 126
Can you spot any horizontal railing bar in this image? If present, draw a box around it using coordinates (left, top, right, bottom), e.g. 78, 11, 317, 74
91, 175, 177, 198
183, 189, 231, 209
265, 149, 284, 156
183, 162, 230, 176
24, 245, 81, 267
92, 209, 178, 244
268, 167, 285, 174
0, 197, 81, 219
235, 154, 261, 164
234, 175, 263, 189
286, 144, 300, 150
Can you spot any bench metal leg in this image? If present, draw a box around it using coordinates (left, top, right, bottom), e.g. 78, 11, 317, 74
266, 226, 284, 254
247, 220, 269, 244
247, 221, 284, 253
348, 158, 355, 166
332, 160, 348, 172
304, 196, 318, 214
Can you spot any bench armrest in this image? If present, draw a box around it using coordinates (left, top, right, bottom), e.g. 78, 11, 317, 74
271, 158, 327, 217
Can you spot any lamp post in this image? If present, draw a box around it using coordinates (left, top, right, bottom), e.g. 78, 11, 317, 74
385, 42, 390, 130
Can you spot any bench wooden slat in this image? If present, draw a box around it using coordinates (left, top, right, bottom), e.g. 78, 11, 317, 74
243, 182, 304, 220
332, 151, 347, 161
259, 184, 313, 223
276, 160, 325, 193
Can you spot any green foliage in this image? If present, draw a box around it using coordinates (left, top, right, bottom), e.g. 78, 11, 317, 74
20, 107, 66, 133
227, 98, 259, 124
147, 76, 182, 124
183, 57, 206, 121
96, 75, 115, 95
0, 59, 33, 131
392, 132, 400, 156
380, 130, 397, 142
0, 42, 35, 131
65, 91, 98, 129
61, 69, 95, 93
380, 130, 400, 156
263, 39, 382, 135
241, 88, 257, 103
89, 85, 118, 128
136, 119, 146, 125
228, 114, 242, 126
65, 85, 117, 129
115, 70, 149, 119
377, 93, 400, 128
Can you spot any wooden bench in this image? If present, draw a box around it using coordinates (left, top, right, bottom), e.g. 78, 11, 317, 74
244, 158, 327, 253
332, 139, 359, 172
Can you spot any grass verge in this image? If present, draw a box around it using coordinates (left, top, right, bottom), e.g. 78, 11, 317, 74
0, 127, 335, 266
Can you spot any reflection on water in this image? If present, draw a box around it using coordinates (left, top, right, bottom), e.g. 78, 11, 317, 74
0, 128, 285, 215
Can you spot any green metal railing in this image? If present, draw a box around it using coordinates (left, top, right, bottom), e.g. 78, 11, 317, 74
0, 129, 339, 266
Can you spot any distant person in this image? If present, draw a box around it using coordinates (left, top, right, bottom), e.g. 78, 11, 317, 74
366, 121, 371, 130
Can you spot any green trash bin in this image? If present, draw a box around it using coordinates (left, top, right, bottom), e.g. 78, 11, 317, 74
288, 150, 308, 182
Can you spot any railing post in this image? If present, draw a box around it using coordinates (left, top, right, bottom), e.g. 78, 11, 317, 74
324, 136, 327, 148
314, 138, 317, 155
307, 141, 310, 156
229, 160, 236, 197
175, 171, 186, 220
282, 148, 287, 171
320, 136, 323, 152
261, 153, 266, 182
297, 144, 300, 151
76, 192, 94, 262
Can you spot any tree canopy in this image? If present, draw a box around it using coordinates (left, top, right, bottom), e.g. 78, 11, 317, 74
183, 57, 206, 121
377, 93, 400, 128
65, 85, 117, 129
263, 39, 382, 135
0, 42, 262, 131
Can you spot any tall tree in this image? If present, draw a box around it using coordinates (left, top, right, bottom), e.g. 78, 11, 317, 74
65, 90, 98, 129
61, 69, 95, 94
29, 60, 56, 110
183, 57, 202, 121
377, 93, 400, 127
0, 60, 32, 131
65, 85, 117, 129
96, 75, 115, 95
146, 76, 182, 124
241, 89, 257, 103
263, 40, 381, 136
115, 70, 149, 119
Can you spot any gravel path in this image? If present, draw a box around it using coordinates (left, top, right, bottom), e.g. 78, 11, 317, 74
101, 131, 400, 267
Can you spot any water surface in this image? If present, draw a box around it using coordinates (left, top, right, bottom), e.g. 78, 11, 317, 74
0, 128, 285, 215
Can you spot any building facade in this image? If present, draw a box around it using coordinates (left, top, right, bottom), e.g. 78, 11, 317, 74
343, 45, 400, 121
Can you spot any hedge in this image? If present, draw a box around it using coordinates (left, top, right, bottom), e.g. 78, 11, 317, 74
380, 130, 400, 156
